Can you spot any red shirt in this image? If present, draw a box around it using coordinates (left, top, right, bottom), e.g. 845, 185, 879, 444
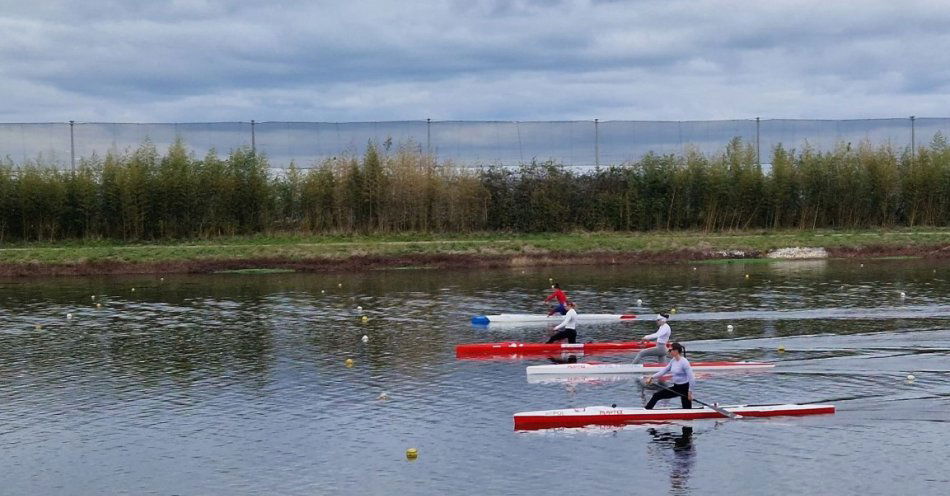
545, 288, 567, 304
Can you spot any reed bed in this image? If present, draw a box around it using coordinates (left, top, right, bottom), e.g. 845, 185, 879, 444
1, 135, 949, 242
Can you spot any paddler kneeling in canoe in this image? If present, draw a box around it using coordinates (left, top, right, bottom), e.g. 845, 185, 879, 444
643, 342, 694, 409
633, 313, 672, 364
545, 283, 569, 316
546, 301, 578, 344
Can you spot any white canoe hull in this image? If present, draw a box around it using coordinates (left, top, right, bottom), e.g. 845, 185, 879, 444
472, 313, 637, 324
526, 361, 775, 375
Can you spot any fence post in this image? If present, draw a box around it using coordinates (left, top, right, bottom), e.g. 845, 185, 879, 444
755, 117, 762, 169
594, 118, 600, 167
910, 115, 916, 160
251, 119, 256, 154
69, 120, 76, 170
426, 118, 431, 155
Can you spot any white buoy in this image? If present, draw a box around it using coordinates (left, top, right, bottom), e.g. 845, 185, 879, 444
860, 263, 864, 268
338, 283, 342, 288
727, 324, 734, 332
906, 374, 915, 381
378, 392, 390, 400
131, 287, 135, 292
636, 299, 642, 306
66, 313, 73, 319
361, 335, 369, 343
321, 290, 325, 294
357, 305, 363, 312
899, 292, 906, 298
91, 295, 96, 300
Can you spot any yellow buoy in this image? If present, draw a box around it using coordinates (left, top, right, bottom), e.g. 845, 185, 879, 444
778, 346, 785, 352
345, 359, 354, 367
361, 316, 369, 322
35, 324, 42, 330
96, 303, 102, 309
745, 274, 750, 279
406, 448, 418, 459
131, 288, 135, 292
670, 308, 676, 314
338, 283, 343, 288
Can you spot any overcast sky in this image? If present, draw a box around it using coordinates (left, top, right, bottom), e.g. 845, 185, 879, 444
3, 0, 949, 123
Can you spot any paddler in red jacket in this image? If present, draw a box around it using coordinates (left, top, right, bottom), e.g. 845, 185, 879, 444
545, 283, 569, 316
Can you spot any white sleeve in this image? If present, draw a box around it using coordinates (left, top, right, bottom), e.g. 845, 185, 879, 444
651, 361, 673, 380
643, 329, 661, 340
685, 362, 696, 389
554, 311, 571, 330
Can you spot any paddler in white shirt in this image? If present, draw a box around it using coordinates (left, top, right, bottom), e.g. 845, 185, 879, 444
643, 342, 695, 409
546, 301, 578, 344
633, 313, 672, 364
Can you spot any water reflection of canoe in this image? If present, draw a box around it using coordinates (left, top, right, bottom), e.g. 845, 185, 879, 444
471, 313, 637, 325
455, 340, 653, 358
514, 404, 835, 430
526, 361, 775, 375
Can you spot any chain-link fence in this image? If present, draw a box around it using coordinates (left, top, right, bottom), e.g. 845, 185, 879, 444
2, 117, 948, 169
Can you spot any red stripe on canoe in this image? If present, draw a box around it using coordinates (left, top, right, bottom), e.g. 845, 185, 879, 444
514, 404, 835, 430
456, 340, 654, 357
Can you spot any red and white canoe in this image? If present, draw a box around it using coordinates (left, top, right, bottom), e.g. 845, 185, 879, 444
514, 403, 835, 430
526, 361, 775, 375
456, 340, 654, 358
471, 313, 637, 325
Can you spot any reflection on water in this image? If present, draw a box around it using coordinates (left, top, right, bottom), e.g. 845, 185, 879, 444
0, 259, 948, 495
647, 426, 696, 495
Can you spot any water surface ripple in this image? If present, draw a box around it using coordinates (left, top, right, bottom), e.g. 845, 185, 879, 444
1, 259, 948, 495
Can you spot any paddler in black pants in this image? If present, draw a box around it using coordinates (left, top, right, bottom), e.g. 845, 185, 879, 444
546, 301, 578, 344
643, 342, 695, 409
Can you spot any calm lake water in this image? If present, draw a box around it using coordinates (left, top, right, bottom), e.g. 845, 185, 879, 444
1, 259, 948, 495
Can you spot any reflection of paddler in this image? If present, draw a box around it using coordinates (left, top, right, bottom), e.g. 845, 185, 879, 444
633, 313, 672, 364
546, 301, 577, 344
647, 426, 695, 493
644, 342, 694, 409
544, 283, 569, 316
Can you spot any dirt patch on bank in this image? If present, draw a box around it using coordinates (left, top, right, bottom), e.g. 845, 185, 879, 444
0, 243, 946, 277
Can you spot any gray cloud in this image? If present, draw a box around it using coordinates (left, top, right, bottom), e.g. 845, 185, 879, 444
2, 0, 950, 123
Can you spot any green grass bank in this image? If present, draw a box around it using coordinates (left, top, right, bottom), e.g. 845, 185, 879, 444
1, 229, 948, 277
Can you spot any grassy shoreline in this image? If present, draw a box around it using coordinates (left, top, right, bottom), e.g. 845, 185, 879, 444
1, 229, 948, 277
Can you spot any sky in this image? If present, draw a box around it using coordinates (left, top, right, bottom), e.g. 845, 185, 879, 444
3, 0, 950, 123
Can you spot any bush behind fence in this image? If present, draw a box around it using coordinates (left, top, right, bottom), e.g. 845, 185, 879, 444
1, 135, 949, 242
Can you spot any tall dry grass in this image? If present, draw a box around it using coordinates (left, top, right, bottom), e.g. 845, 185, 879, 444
1, 136, 949, 242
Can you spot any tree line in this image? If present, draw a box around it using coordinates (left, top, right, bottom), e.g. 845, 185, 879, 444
1, 135, 949, 242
